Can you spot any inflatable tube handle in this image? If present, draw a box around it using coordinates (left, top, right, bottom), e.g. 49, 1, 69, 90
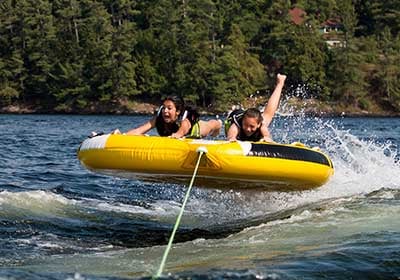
196, 146, 208, 154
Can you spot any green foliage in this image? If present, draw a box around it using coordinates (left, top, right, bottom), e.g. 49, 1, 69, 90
370, 28, 400, 110
296, 0, 338, 19
327, 39, 368, 106
16, 0, 56, 101
326, 0, 369, 106
52, 61, 89, 110
370, 0, 400, 36
0, 0, 399, 113
278, 22, 328, 98
0, 86, 19, 106
0, 54, 24, 105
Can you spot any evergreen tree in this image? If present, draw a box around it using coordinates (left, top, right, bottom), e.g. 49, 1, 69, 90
211, 24, 265, 110
219, 0, 263, 41
0, 0, 399, 113
8, 0, 57, 106
135, 51, 166, 98
354, 0, 375, 36
178, 0, 223, 107
51, 61, 89, 111
0, 0, 24, 105
279, 19, 328, 99
105, 0, 140, 102
79, 0, 114, 106
297, 0, 338, 22
145, 0, 184, 98
256, 2, 328, 97
371, 28, 400, 110
327, 40, 368, 107
327, 0, 368, 107
256, 0, 292, 74
51, 0, 89, 110
370, 0, 400, 37
355, 0, 400, 37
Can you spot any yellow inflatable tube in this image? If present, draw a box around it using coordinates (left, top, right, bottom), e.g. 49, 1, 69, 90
77, 134, 334, 190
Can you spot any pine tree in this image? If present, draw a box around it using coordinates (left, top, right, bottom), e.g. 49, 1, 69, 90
7, 0, 57, 106
211, 24, 265, 110
105, 0, 140, 102
371, 0, 400, 36
144, 0, 184, 98
256, 0, 292, 73
327, 0, 368, 108
177, 0, 223, 107
0, 0, 24, 105
278, 19, 328, 99
297, 0, 337, 22
79, 0, 114, 105
371, 28, 400, 110
51, 0, 89, 110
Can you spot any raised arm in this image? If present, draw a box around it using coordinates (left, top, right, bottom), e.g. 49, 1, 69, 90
262, 73, 286, 127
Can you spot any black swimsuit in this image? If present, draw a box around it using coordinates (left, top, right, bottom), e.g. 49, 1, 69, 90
155, 107, 201, 138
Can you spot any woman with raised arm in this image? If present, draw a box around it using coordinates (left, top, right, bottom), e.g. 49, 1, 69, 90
225, 73, 286, 142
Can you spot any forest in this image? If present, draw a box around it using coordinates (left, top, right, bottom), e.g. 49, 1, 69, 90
0, 0, 400, 114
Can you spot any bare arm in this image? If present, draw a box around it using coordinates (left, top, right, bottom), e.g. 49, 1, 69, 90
262, 73, 286, 127
170, 118, 192, 138
226, 124, 240, 141
125, 117, 156, 135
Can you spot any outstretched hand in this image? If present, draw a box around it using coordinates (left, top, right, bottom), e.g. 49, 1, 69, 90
260, 136, 274, 143
276, 73, 287, 84
111, 129, 121, 135
170, 133, 185, 139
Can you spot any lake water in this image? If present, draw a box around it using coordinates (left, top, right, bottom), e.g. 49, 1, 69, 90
0, 114, 399, 280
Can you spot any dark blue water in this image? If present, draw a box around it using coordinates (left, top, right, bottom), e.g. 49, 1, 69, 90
0, 114, 399, 280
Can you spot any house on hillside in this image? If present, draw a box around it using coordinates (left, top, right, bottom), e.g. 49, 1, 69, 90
319, 18, 345, 48
288, 7, 345, 48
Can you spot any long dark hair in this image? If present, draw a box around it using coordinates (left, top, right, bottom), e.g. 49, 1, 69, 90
183, 103, 199, 125
163, 95, 185, 114
155, 95, 185, 136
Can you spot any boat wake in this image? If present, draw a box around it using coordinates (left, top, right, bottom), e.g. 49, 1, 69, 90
1, 115, 399, 251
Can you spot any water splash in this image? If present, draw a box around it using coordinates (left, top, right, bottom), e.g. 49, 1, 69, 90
5, 112, 398, 232
179, 108, 400, 225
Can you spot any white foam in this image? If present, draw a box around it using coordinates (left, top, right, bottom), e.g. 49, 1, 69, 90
0, 190, 77, 219
187, 116, 400, 224
0, 190, 72, 206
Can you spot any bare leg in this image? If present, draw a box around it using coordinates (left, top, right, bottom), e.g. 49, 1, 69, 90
199, 119, 222, 137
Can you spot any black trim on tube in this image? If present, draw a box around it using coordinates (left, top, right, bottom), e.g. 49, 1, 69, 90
248, 143, 332, 167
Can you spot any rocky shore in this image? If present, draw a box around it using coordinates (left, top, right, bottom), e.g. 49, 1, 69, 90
1, 98, 399, 117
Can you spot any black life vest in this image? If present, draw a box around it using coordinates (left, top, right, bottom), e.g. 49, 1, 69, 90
155, 106, 200, 137
225, 109, 262, 141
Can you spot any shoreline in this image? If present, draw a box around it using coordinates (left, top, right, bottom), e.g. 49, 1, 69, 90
1, 100, 400, 118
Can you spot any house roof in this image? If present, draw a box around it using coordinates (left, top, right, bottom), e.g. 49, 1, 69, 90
289, 7, 306, 25
321, 18, 343, 28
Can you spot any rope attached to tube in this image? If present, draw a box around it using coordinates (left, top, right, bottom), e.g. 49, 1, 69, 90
154, 146, 208, 279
